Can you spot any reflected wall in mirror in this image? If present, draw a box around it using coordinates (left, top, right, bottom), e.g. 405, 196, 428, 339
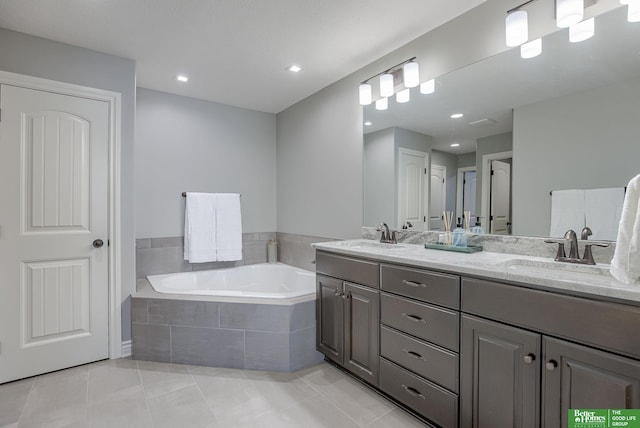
363, 6, 640, 240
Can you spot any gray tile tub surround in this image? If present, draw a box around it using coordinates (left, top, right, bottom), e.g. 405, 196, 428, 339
131, 297, 324, 372
136, 232, 276, 278
361, 226, 616, 263
276, 232, 338, 271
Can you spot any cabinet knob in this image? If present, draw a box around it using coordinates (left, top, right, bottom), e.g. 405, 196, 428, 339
523, 354, 536, 364
545, 360, 558, 371
334, 291, 341, 298
342, 293, 350, 299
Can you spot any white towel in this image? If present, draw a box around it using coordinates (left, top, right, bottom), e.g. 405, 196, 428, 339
550, 189, 585, 238
215, 193, 242, 261
584, 188, 625, 241
611, 174, 640, 285
184, 192, 217, 263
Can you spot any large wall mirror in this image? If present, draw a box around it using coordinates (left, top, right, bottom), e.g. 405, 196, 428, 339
363, 6, 640, 240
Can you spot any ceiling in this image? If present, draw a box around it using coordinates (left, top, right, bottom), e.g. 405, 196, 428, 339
364, 5, 640, 154
0, 0, 485, 113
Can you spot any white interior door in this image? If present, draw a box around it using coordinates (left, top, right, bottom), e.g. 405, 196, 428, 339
463, 171, 477, 226
429, 165, 446, 230
0, 84, 110, 383
397, 148, 428, 230
490, 160, 511, 235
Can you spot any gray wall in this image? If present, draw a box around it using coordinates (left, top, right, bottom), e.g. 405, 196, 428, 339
431, 150, 458, 213
0, 28, 136, 342
458, 152, 477, 169
475, 131, 513, 218
135, 88, 277, 238
363, 128, 395, 226
513, 75, 640, 236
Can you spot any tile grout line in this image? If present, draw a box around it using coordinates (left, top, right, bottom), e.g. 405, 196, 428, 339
189, 364, 219, 425
14, 376, 37, 427
134, 360, 156, 428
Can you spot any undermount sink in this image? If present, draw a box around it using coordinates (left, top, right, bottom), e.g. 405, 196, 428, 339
334, 240, 406, 250
502, 258, 612, 280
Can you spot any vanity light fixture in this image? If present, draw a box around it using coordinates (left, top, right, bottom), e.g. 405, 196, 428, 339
380, 73, 395, 97
287, 64, 302, 73
505, 9, 529, 46
451, 113, 464, 119
621, 0, 628, 3
375, 97, 388, 110
396, 88, 410, 103
556, 0, 584, 28
176, 74, 189, 83
359, 83, 372, 105
628, 0, 640, 22
569, 17, 595, 42
420, 79, 435, 94
403, 61, 420, 88
521, 38, 542, 58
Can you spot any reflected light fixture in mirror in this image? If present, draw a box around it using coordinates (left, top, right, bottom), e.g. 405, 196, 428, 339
403, 62, 420, 88
556, 0, 584, 28
521, 38, 542, 58
375, 97, 388, 110
570, 17, 595, 42
420, 79, 435, 94
506, 9, 529, 46
359, 83, 372, 105
629, 0, 640, 22
396, 88, 410, 103
380, 73, 394, 97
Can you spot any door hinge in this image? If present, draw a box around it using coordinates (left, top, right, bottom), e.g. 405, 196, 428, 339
442, 178, 445, 183
424, 216, 426, 222
107, 239, 110, 247
490, 215, 494, 220
424, 168, 427, 174
491, 169, 494, 176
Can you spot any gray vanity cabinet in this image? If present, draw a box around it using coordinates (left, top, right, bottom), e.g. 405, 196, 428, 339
315, 251, 380, 386
460, 314, 541, 428
542, 337, 640, 428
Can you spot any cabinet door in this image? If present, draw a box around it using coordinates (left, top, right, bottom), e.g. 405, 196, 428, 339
316, 275, 343, 364
344, 282, 380, 386
543, 337, 640, 428
461, 315, 541, 428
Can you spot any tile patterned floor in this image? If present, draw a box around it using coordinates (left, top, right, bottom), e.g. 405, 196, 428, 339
0, 359, 430, 428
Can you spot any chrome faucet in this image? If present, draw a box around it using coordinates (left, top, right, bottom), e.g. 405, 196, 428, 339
544, 229, 609, 265
377, 222, 397, 244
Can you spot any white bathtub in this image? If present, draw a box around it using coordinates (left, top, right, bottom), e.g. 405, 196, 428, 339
146, 263, 315, 299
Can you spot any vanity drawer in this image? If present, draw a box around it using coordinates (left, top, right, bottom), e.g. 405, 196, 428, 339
380, 325, 459, 392
315, 251, 379, 288
461, 277, 640, 358
381, 264, 460, 309
381, 293, 459, 352
380, 358, 458, 428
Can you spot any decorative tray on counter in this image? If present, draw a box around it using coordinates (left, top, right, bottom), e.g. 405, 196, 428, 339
424, 243, 483, 253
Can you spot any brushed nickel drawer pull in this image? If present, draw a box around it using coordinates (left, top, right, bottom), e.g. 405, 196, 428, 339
401, 313, 426, 323
402, 279, 427, 288
402, 349, 426, 362
401, 384, 426, 399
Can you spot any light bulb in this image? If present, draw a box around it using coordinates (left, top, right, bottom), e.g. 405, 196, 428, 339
556, 0, 584, 28
396, 89, 410, 103
358, 83, 372, 105
403, 62, 420, 88
420, 79, 435, 94
380, 74, 394, 97
505, 10, 528, 47
569, 18, 594, 43
375, 97, 388, 110
521, 38, 542, 58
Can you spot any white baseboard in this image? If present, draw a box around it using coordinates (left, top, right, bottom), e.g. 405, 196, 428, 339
121, 340, 132, 358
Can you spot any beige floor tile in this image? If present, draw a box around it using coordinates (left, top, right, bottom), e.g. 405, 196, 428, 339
147, 384, 217, 428
87, 359, 142, 404
366, 408, 431, 427
0, 378, 34, 427
266, 395, 361, 428
242, 369, 319, 413
300, 364, 395, 426
138, 360, 195, 399
34, 364, 90, 387
87, 385, 152, 428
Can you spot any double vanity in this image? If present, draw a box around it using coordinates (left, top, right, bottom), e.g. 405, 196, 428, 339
312, 239, 640, 428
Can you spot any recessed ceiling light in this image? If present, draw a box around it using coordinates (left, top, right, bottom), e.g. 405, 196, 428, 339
451, 113, 464, 119
287, 65, 302, 73
450, 143, 460, 147
176, 74, 189, 83
364, 121, 373, 126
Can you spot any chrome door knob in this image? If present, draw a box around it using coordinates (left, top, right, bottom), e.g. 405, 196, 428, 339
93, 239, 104, 248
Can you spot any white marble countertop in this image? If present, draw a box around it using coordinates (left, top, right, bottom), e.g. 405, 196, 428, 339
312, 239, 640, 305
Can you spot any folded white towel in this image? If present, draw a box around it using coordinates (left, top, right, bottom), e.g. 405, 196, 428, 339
215, 193, 242, 261
611, 174, 640, 285
584, 188, 625, 241
550, 189, 585, 238
184, 192, 217, 263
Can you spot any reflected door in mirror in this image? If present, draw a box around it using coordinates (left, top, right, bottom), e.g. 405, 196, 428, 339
430, 165, 446, 230
398, 148, 428, 230
490, 160, 511, 234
